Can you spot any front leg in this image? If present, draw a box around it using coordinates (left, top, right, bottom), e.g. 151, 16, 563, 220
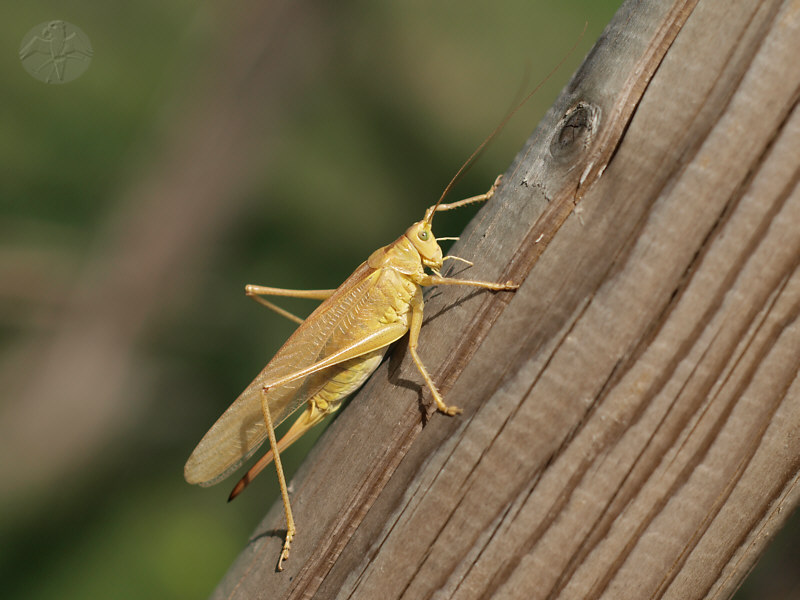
419, 274, 519, 291
407, 277, 516, 414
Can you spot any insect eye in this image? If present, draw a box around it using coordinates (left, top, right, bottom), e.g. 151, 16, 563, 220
418, 230, 429, 241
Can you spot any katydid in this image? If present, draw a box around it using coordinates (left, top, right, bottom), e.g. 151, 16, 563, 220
184, 175, 517, 570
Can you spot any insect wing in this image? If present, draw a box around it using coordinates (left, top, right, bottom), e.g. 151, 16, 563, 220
185, 262, 392, 486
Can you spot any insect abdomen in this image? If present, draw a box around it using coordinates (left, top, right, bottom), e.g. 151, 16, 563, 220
314, 348, 387, 407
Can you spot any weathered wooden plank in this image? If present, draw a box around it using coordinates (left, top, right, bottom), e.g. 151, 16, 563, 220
213, 0, 800, 598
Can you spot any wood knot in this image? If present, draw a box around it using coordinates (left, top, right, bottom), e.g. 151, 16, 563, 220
550, 102, 597, 161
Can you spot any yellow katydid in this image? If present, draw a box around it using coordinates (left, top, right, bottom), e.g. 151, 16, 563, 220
184, 174, 517, 570
183, 21, 592, 570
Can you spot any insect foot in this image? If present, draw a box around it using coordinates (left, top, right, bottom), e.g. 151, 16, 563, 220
484, 280, 519, 291
431, 389, 463, 416
277, 530, 293, 571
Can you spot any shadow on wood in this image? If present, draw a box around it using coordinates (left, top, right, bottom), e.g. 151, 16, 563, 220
213, 0, 800, 598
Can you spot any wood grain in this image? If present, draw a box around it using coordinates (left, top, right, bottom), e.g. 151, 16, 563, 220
212, 0, 800, 597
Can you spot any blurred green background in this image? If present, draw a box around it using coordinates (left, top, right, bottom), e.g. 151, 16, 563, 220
1, 1, 796, 598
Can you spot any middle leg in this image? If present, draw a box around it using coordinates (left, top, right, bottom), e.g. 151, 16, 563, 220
407, 289, 462, 416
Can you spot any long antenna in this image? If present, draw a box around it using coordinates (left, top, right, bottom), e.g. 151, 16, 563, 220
426, 21, 588, 223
